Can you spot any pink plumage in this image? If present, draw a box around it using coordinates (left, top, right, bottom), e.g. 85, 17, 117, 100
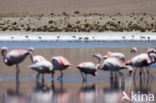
1, 47, 30, 66
126, 53, 154, 67
76, 62, 98, 81
52, 56, 71, 67
51, 56, 72, 79
1, 46, 30, 81
100, 57, 132, 77
28, 47, 54, 80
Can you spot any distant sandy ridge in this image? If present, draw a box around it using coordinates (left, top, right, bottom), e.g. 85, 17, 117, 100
0, 0, 156, 15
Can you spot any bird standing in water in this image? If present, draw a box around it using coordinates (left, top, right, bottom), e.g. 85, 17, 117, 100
28, 47, 54, 82
1, 46, 30, 81
76, 54, 102, 81
51, 56, 72, 80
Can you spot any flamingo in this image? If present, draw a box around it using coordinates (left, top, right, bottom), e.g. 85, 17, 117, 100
131, 47, 138, 57
126, 50, 156, 76
51, 56, 72, 80
76, 54, 102, 81
103, 51, 125, 62
1, 46, 30, 81
99, 57, 133, 77
28, 47, 54, 81
76, 62, 98, 81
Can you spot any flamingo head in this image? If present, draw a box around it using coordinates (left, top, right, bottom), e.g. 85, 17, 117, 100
126, 65, 133, 75
131, 47, 137, 55
93, 54, 102, 60
1, 46, 8, 56
149, 53, 156, 63
28, 47, 34, 53
148, 48, 156, 54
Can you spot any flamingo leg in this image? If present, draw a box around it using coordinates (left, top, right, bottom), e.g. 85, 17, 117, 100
41, 73, 44, 84
110, 71, 113, 79
85, 74, 87, 81
133, 68, 137, 81
80, 71, 85, 81
36, 72, 40, 81
51, 71, 54, 81
16, 64, 20, 82
57, 70, 63, 80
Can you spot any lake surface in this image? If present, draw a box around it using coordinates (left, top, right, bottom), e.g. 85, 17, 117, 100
0, 41, 156, 103
0, 41, 156, 49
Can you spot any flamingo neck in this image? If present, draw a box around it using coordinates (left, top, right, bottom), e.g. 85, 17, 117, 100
131, 51, 136, 58
29, 52, 34, 63
96, 58, 102, 69
148, 52, 154, 63
2, 55, 10, 65
98, 58, 102, 64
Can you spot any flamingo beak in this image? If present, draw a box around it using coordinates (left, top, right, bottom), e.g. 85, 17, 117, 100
126, 65, 133, 76
92, 54, 96, 57
129, 70, 132, 76
102, 56, 108, 59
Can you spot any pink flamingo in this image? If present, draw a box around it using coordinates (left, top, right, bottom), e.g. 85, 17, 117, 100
51, 56, 72, 80
76, 62, 98, 81
103, 51, 125, 62
99, 57, 132, 77
1, 46, 30, 81
131, 47, 138, 57
126, 50, 156, 76
28, 47, 54, 81
76, 54, 102, 81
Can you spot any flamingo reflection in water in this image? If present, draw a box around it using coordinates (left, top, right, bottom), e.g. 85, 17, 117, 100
102, 76, 127, 103
2, 79, 27, 103
130, 68, 154, 102
29, 80, 71, 103
133, 66, 153, 94
52, 81, 71, 103
29, 81, 53, 103
79, 83, 99, 103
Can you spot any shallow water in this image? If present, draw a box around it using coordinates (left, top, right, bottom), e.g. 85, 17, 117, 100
0, 41, 156, 49
0, 41, 156, 103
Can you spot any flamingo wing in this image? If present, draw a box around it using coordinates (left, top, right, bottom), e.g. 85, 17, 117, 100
29, 60, 53, 72
101, 58, 125, 71
6, 49, 29, 64
51, 56, 71, 67
128, 53, 151, 67
33, 55, 47, 63
77, 62, 96, 70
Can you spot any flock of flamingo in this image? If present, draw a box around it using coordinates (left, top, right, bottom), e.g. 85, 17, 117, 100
1, 46, 156, 82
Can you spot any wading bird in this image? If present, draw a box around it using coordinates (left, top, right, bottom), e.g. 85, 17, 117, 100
76, 54, 102, 81
28, 47, 54, 81
1, 46, 30, 81
126, 50, 156, 77
131, 47, 138, 57
98, 57, 132, 78
51, 56, 72, 80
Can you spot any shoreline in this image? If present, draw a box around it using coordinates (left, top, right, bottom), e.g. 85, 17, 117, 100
0, 32, 156, 42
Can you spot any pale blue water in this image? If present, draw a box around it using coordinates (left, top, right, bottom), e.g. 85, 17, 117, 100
0, 41, 156, 49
